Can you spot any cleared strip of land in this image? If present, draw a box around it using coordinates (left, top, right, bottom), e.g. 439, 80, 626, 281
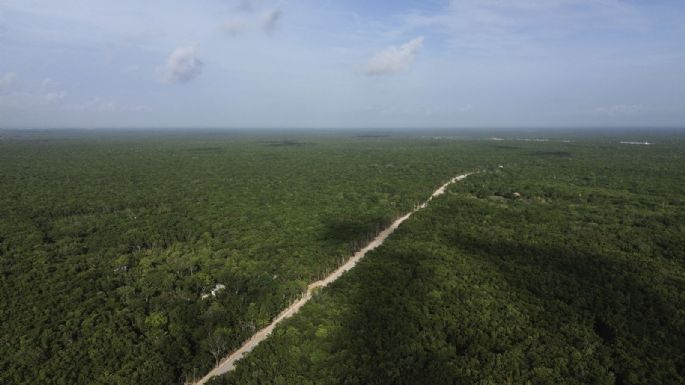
194, 173, 474, 385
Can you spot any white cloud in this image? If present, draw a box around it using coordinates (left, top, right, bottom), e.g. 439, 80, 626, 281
43, 91, 66, 102
0, 72, 17, 92
0, 73, 146, 115
39, 78, 67, 102
594, 104, 645, 116
0, 72, 67, 110
262, 9, 282, 32
220, 4, 282, 36
163, 45, 203, 84
0, 74, 68, 107
66, 97, 148, 113
365, 37, 424, 75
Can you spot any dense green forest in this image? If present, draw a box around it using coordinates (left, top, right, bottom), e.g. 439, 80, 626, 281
1, 130, 487, 385
207, 135, 685, 385
1, 130, 684, 385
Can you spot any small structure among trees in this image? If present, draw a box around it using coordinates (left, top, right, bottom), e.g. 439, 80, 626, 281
201, 283, 226, 299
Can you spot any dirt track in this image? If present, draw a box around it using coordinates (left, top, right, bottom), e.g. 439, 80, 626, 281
193, 173, 473, 385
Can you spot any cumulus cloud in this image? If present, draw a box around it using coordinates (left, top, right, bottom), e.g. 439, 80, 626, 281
0, 72, 17, 92
365, 37, 424, 75
262, 9, 282, 32
219, 2, 283, 36
163, 45, 203, 84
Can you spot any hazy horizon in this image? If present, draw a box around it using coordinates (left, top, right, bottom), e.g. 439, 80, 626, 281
2, 126, 684, 137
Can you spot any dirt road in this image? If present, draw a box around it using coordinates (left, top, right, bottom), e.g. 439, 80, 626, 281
193, 172, 473, 385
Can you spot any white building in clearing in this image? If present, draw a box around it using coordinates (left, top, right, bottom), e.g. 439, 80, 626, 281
201, 283, 226, 299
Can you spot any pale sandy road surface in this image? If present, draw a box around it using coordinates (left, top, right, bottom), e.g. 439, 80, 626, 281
194, 173, 474, 385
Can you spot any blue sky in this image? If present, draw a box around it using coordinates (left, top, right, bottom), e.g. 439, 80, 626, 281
1, 0, 684, 129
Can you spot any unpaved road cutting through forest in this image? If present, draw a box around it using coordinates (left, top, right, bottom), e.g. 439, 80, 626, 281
194, 172, 474, 385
